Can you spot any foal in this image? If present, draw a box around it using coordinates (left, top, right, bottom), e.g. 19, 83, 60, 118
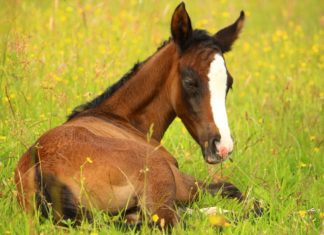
15, 3, 246, 227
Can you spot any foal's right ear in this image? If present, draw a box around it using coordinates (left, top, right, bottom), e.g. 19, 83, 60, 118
171, 2, 192, 51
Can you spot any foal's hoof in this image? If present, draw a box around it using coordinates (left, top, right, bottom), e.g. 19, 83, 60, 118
243, 199, 266, 219
251, 200, 265, 217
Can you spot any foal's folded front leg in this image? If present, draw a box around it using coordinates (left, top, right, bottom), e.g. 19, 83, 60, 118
173, 170, 263, 216
170, 164, 244, 204
205, 181, 244, 201
200, 179, 263, 216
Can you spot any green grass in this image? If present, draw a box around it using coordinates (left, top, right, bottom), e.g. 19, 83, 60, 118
0, 0, 323, 234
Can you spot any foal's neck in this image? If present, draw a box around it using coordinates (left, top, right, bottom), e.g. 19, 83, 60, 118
96, 43, 178, 141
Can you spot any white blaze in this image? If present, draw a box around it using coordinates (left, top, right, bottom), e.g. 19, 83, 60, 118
207, 54, 233, 154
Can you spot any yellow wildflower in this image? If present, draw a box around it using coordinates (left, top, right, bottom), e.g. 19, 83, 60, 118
152, 214, 159, 223
196, 19, 208, 28
60, 15, 67, 23
40, 113, 46, 120
298, 210, 306, 218
66, 6, 73, 13
299, 162, 307, 168
53, 75, 62, 82
239, 92, 245, 97
208, 214, 228, 227
222, 11, 230, 18
311, 44, 319, 54
313, 147, 319, 153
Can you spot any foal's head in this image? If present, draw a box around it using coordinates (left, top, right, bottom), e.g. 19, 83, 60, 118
169, 3, 245, 164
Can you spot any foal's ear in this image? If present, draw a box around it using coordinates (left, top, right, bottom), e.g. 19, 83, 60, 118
214, 11, 245, 53
171, 2, 193, 51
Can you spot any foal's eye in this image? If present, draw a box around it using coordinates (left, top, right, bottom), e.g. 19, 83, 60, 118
183, 77, 198, 92
181, 67, 201, 95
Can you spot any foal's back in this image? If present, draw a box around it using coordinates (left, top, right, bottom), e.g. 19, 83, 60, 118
15, 115, 177, 219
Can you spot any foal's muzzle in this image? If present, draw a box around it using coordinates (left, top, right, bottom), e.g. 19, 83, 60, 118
202, 138, 232, 164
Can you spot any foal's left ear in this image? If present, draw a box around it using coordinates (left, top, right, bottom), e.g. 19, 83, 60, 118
171, 2, 193, 51
214, 11, 245, 53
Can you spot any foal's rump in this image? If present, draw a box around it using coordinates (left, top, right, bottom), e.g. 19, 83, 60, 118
15, 123, 175, 221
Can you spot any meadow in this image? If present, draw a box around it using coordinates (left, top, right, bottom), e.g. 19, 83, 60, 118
0, 0, 323, 234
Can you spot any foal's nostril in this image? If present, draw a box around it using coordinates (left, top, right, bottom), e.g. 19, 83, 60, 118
211, 134, 221, 144
214, 134, 221, 142
208, 136, 220, 154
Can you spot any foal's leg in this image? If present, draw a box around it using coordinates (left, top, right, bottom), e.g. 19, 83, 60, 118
169, 165, 244, 204
205, 181, 244, 200
137, 160, 179, 228
171, 166, 263, 216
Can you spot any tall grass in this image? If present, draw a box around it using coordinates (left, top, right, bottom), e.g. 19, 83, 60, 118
0, 0, 323, 234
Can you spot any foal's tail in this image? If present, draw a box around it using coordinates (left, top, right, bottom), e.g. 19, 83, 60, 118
14, 145, 89, 224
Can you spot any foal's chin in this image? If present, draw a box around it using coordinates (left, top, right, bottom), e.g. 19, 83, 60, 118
201, 146, 229, 164
204, 154, 227, 164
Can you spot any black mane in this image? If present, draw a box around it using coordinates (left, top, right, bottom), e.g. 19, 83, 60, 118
67, 39, 171, 121
67, 62, 143, 121
67, 30, 219, 121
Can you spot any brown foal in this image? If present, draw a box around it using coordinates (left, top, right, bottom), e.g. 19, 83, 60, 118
15, 2, 247, 228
